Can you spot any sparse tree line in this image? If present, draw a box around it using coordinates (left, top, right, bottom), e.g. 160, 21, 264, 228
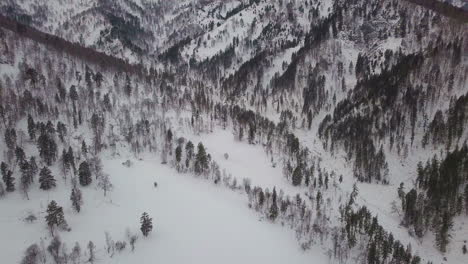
21, 215, 152, 264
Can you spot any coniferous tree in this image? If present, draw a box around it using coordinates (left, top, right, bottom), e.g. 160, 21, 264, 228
1, 162, 7, 178
56, 122, 67, 143
194, 143, 208, 175
465, 185, 468, 215
20, 160, 33, 199
185, 141, 194, 168
16, 147, 26, 164
45, 200, 67, 236
67, 147, 76, 173
269, 187, 279, 221
2, 164, 15, 192
79, 161, 92, 186
125, 74, 132, 97
258, 189, 265, 208
140, 212, 153, 237
435, 211, 453, 253
27, 115, 36, 140
29, 157, 38, 181
39, 166, 56, 190
61, 149, 71, 180
4, 127, 17, 150
70, 183, 83, 213
175, 145, 182, 165
292, 166, 302, 186
37, 131, 57, 166
81, 141, 88, 156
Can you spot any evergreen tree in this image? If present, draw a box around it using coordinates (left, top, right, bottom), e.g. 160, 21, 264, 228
61, 149, 71, 179
37, 132, 57, 166
367, 240, 378, 264
258, 189, 265, 207
45, 200, 67, 235
29, 157, 38, 181
175, 145, 182, 164
81, 141, 88, 156
185, 141, 194, 168
16, 147, 26, 163
125, 74, 132, 97
27, 115, 36, 141
465, 185, 468, 215
39, 166, 56, 190
2, 167, 15, 192
248, 125, 255, 144
0, 162, 7, 177
56, 122, 67, 143
269, 187, 279, 221
292, 166, 302, 186
79, 161, 92, 186
140, 212, 153, 237
4, 127, 17, 150
435, 211, 453, 253
194, 143, 208, 175
67, 147, 76, 172
70, 184, 83, 213
20, 160, 33, 199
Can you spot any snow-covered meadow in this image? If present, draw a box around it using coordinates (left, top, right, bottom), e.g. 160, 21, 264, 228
0, 152, 328, 263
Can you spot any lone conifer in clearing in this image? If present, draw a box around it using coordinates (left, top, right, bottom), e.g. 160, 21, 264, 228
140, 212, 153, 237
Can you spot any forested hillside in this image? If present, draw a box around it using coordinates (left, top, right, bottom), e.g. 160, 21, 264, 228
0, 0, 467, 263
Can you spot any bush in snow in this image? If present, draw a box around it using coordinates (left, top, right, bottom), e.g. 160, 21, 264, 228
126, 228, 138, 252
122, 160, 133, 168
115, 241, 127, 252
24, 211, 37, 223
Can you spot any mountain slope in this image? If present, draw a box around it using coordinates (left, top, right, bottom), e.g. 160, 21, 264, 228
1, 0, 468, 263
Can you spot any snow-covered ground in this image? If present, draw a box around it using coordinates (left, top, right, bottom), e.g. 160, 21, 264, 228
0, 155, 328, 263
183, 129, 305, 196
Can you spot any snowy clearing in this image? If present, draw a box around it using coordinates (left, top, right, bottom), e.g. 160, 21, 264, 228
0, 156, 327, 264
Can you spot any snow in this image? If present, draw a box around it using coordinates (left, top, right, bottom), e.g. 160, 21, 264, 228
183, 129, 304, 196
0, 155, 327, 263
